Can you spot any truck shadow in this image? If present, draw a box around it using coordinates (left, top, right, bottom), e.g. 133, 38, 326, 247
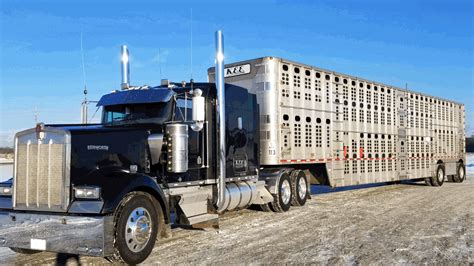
56, 253, 82, 266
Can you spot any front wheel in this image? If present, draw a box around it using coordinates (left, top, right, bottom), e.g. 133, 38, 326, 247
108, 192, 161, 264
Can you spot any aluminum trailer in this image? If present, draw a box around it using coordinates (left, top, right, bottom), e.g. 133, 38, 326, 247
209, 57, 466, 187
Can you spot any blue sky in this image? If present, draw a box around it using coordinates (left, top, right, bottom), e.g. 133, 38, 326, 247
0, 0, 473, 147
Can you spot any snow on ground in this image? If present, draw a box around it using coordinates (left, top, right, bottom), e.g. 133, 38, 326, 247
1, 173, 473, 264
467, 153, 474, 174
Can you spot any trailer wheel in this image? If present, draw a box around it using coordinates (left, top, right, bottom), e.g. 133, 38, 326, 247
453, 163, 466, 183
270, 173, 292, 212
424, 177, 432, 186
430, 164, 445, 187
108, 192, 161, 264
9, 247, 42, 254
290, 170, 308, 206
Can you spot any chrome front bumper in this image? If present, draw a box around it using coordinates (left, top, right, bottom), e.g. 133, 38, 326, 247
0, 211, 114, 256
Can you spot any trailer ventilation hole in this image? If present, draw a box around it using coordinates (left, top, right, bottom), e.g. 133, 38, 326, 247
295, 115, 301, 122
282, 65, 288, 71
335, 77, 340, 82
352, 81, 356, 86
359, 82, 363, 88
367, 84, 371, 89
343, 79, 348, 84
283, 114, 289, 121
305, 70, 310, 76
316, 72, 321, 78
316, 118, 321, 123
306, 117, 311, 122
326, 119, 330, 124
360, 133, 364, 138
294, 67, 300, 74
325, 74, 330, 80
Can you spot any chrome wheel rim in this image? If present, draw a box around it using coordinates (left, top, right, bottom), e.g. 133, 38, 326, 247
459, 167, 465, 179
298, 177, 307, 200
438, 169, 444, 182
125, 207, 152, 253
281, 179, 291, 205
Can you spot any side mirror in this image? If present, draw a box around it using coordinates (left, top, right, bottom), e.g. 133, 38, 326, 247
191, 89, 205, 131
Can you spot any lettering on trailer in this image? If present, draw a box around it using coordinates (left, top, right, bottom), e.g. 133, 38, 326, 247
224, 64, 251, 78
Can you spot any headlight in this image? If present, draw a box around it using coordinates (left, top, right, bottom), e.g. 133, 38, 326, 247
74, 186, 101, 199
0, 186, 12, 196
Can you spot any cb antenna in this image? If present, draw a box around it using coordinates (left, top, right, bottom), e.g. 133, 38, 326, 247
190, 8, 193, 79
80, 31, 89, 124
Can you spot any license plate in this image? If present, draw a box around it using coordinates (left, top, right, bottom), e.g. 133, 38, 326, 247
30, 239, 46, 250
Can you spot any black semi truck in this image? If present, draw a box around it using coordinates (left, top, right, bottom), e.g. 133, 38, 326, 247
0, 31, 301, 264
0, 30, 466, 264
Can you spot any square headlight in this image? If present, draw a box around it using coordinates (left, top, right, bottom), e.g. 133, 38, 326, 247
74, 186, 101, 199
0, 186, 12, 196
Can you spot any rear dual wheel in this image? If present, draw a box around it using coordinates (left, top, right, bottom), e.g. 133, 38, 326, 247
291, 170, 309, 207
269, 173, 293, 212
453, 163, 466, 183
428, 164, 445, 187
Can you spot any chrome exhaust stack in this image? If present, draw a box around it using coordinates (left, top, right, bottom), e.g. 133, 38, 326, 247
121, 45, 130, 89
215, 30, 227, 212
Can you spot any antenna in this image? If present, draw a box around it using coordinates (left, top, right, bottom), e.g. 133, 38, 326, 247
190, 8, 193, 79
80, 31, 89, 124
34, 106, 39, 124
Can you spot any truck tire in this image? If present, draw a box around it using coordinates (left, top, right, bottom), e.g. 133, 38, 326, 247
453, 163, 466, 183
430, 164, 445, 187
108, 192, 161, 264
9, 247, 42, 254
269, 173, 292, 212
290, 170, 308, 206
259, 203, 273, 212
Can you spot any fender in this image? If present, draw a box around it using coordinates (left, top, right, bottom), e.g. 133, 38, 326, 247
259, 168, 293, 194
100, 172, 170, 224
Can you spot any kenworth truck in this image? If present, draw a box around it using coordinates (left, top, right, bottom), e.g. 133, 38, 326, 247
0, 31, 466, 264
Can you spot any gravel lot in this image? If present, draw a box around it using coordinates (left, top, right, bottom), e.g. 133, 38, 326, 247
1, 171, 473, 265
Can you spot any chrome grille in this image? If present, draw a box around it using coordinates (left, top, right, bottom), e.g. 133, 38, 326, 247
13, 128, 70, 212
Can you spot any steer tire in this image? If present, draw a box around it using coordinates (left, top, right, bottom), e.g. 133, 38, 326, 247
269, 173, 292, 212
430, 164, 445, 187
453, 163, 466, 183
290, 170, 308, 206
9, 247, 42, 254
107, 192, 161, 265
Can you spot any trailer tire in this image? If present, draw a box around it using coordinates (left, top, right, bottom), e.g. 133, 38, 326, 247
453, 163, 466, 183
9, 247, 42, 254
269, 173, 292, 212
430, 164, 445, 187
108, 192, 161, 265
290, 170, 308, 206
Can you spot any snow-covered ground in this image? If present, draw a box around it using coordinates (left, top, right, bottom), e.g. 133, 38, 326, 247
467, 152, 474, 174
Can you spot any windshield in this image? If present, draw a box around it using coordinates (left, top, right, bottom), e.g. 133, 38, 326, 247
102, 101, 173, 124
